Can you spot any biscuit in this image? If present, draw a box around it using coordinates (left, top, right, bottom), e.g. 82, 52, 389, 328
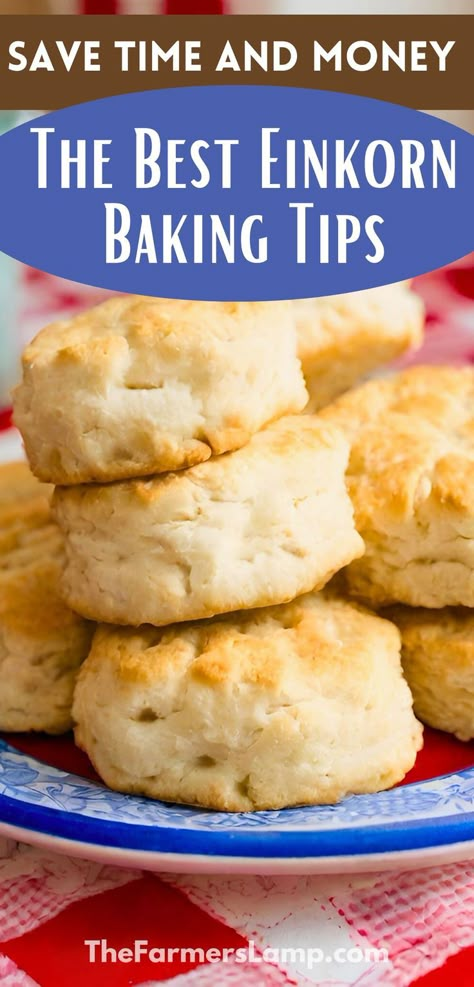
295, 283, 424, 412
388, 606, 474, 742
321, 366, 474, 608
13, 296, 308, 484
0, 461, 50, 508
0, 462, 93, 734
73, 591, 422, 811
0, 462, 53, 555
53, 416, 364, 626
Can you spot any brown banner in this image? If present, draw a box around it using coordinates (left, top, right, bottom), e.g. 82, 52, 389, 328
0, 14, 472, 110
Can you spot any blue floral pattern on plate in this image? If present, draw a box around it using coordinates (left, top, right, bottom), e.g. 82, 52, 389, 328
1, 739, 474, 859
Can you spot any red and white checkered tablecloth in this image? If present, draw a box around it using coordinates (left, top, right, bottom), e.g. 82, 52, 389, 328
0, 3, 472, 984
0, 258, 473, 987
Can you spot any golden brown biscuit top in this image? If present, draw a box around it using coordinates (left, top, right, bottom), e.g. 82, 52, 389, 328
21, 296, 294, 370
0, 462, 54, 556
0, 557, 80, 638
294, 283, 423, 362
0, 461, 84, 640
320, 366, 474, 525
85, 591, 400, 695
0, 461, 52, 508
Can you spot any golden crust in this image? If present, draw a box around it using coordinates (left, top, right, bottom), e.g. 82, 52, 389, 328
321, 366, 474, 608
0, 461, 52, 508
21, 297, 289, 357
102, 592, 401, 690
387, 606, 474, 741
13, 296, 308, 484
61, 415, 342, 512
295, 283, 424, 411
73, 591, 422, 811
0, 462, 55, 560
0, 462, 93, 734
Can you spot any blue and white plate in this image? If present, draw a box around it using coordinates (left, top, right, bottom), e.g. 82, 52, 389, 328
1, 429, 474, 874
1, 738, 474, 874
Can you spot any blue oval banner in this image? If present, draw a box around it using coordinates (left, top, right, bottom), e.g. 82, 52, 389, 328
0, 86, 472, 299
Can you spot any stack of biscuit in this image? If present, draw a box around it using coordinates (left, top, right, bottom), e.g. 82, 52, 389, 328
9, 289, 428, 811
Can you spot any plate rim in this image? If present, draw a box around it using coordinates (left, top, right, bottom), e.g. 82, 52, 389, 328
1, 741, 474, 860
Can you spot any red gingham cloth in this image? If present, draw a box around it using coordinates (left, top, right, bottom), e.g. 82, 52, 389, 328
0, 259, 473, 987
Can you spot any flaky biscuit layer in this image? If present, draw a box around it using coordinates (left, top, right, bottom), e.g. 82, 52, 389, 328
295, 282, 423, 412
54, 416, 364, 626
0, 462, 93, 734
73, 591, 422, 811
14, 296, 307, 484
388, 605, 474, 741
321, 366, 474, 608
